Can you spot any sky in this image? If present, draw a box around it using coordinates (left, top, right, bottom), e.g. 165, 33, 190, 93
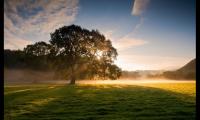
4, 0, 196, 71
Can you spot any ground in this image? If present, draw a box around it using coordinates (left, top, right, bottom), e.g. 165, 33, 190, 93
4, 81, 196, 120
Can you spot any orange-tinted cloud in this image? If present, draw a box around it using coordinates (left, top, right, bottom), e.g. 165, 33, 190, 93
113, 37, 148, 50
4, 31, 33, 50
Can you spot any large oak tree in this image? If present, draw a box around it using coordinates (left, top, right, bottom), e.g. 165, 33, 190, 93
50, 25, 121, 84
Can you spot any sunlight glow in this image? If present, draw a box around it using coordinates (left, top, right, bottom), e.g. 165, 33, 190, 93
4, 88, 42, 95
96, 50, 103, 59
30, 98, 57, 106
114, 59, 148, 70
78, 79, 195, 85
114, 55, 193, 71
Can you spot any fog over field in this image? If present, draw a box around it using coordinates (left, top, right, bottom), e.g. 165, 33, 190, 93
4, 68, 195, 86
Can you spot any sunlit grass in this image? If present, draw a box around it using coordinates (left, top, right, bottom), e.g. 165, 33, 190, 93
29, 98, 57, 106
78, 80, 196, 96
4, 82, 196, 120
140, 83, 195, 96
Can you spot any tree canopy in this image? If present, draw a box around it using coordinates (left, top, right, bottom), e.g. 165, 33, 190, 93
49, 25, 121, 84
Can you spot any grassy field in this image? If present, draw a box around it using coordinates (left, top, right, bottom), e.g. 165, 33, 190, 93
4, 82, 196, 120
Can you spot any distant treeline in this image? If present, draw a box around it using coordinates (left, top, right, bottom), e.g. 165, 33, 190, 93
162, 71, 195, 80
120, 70, 195, 80
4, 49, 52, 70
120, 71, 141, 79
4, 49, 86, 80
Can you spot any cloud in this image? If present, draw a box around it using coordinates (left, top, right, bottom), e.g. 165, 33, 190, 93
4, 30, 33, 50
4, 0, 79, 50
132, 17, 145, 34
132, 0, 150, 16
4, 39, 33, 50
102, 29, 148, 51
113, 36, 148, 50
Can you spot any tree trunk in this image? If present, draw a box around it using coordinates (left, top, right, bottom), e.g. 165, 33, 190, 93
69, 75, 76, 85
69, 65, 76, 85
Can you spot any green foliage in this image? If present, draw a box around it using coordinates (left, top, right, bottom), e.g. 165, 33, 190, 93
24, 42, 51, 56
49, 25, 120, 82
4, 49, 26, 68
23, 42, 53, 70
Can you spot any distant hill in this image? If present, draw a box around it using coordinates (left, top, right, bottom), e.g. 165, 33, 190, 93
163, 58, 196, 80
176, 59, 196, 73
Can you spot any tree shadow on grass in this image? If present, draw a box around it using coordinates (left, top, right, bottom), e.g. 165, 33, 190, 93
6, 85, 195, 120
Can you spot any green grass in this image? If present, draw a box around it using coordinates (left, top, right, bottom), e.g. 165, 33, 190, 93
4, 83, 196, 120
